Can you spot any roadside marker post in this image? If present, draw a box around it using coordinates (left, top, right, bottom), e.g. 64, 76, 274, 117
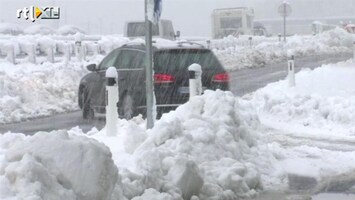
248, 37, 253, 47
288, 54, 296, 87
105, 67, 119, 136
64, 43, 71, 64
353, 41, 355, 61
26, 44, 36, 64
5, 44, 15, 64
46, 45, 54, 63
188, 64, 202, 100
75, 33, 83, 62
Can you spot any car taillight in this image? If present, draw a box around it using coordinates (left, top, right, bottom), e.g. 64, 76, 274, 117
212, 73, 229, 83
154, 74, 176, 84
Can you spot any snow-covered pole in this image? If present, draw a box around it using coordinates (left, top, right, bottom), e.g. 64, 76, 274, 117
105, 67, 119, 136
5, 44, 15, 64
64, 43, 71, 64
75, 33, 83, 62
27, 44, 36, 64
188, 64, 202, 100
206, 40, 211, 49
46, 45, 54, 63
287, 54, 296, 87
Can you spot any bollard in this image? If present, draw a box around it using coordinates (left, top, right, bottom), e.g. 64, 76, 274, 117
278, 33, 282, 42
353, 42, 355, 61
46, 45, 54, 63
288, 54, 296, 87
105, 67, 119, 136
206, 40, 211, 49
75, 33, 84, 61
27, 44, 36, 64
5, 44, 15, 64
64, 43, 71, 63
188, 64, 202, 100
248, 37, 253, 47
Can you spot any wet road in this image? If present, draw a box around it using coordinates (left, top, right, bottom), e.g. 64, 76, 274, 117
0, 53, 352, 135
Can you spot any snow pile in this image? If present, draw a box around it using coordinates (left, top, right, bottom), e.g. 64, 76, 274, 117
89, 90, 277, 199
251, 59, 355, 136
0, 130, 118, 200
57, 25, 85, 35
24, 25, 55, 35
0, 57, 103, 124
215, 28, 355, 71
0, 23, 23, 35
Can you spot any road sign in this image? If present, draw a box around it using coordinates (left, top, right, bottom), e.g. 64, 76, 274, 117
278, 1, 292, 17
278, 1, 292, 42
147, 0, 162, 24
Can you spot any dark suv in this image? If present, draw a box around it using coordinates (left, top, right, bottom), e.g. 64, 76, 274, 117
78, 42, 229, 119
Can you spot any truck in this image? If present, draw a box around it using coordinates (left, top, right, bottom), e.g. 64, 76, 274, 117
211, 7, 255, 39
124, 19, 179, 40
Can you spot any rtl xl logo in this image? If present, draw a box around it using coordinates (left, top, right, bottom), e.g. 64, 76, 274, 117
17, 6, 60, 22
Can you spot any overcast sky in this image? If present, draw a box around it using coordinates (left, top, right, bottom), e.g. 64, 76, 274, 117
1, 0, 354, 36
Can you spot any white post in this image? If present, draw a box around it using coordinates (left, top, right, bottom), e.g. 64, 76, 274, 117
46, 45, 54, 63
353, 42, 355, 61
105, 67, 119, 136
288, 54, 296, 87
75, 33, 83, 62
64, 43, 71, 64
248, 37, 253, 47
5, 44, 15, 64
188, 64, 202, 100
27, 44, 36, 64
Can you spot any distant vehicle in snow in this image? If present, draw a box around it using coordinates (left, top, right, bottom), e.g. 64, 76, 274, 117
78, 41, 229, 120
211, 7, 255, 39
124, 19, 180, 40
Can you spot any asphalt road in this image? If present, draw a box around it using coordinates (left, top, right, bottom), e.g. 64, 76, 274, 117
0, 53, 352, 135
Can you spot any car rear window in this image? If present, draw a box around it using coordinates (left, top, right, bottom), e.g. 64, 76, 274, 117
154, 49, 223, 71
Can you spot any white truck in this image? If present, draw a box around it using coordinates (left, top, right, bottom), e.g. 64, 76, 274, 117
124, 19, 179, 40
211, 7, 255, 39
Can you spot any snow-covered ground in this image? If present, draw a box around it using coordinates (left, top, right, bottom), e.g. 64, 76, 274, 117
0, 56, 102, 124
214, 28, 355, 71
1, 59, 355, 199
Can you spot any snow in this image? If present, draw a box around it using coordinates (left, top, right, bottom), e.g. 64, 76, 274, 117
56, 25, 85, 36
0, 56, 103, 124
0, 23, 23, 35
0, 131, 118, 200
1, 58, 355, 198
24, 25, 55, 35
86, 90, 276, 199
246, 59, 355, 193
251, 59, 355, 137
1, 29, 355, 199
214, 28, 355, 71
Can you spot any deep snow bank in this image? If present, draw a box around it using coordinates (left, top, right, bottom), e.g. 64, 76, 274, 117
251, 59, 355, 136
215, 28, 355, 71
89, 90, 278, 200
0, 57, 102, 124
0, 130, 118, 200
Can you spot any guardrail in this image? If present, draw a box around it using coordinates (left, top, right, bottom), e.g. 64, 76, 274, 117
0, 34, 284, 64
0, 34, 129, 64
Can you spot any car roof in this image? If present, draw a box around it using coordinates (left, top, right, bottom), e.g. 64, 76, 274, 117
119, 39, 208, 52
